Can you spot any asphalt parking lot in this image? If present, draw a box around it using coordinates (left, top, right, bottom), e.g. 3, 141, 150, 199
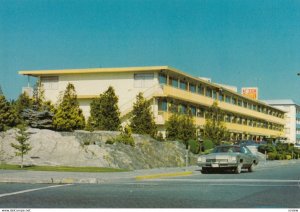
0, 160, 299, 208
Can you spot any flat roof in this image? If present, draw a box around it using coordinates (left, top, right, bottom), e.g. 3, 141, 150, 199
19, 66, 176, 76
263, 99, 300, 106
19, 66, 285, 113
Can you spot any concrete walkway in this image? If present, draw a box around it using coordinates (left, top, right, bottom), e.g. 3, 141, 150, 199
0, 160, 298, 184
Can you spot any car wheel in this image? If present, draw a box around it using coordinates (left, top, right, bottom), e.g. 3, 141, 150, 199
248, 163, 255, 172
201, 168, 209, 174
235, 164, 242, 174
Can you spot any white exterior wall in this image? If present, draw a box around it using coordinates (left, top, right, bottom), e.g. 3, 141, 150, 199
41, 72, 160, 118
269, 105, 296, 143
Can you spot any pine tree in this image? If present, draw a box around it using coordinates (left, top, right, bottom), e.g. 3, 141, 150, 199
87, 86, 121, 131
11, 125, 31, 168
165, 112, 180, 140
0, 94, 19, 131
130, 93, 157, 137
178, 113, 197, 148
32, 80, 45, 111
203, 101, 230, 145
14, 92, 33, 117
53, 83, 85, 131
166, 108, 196, 148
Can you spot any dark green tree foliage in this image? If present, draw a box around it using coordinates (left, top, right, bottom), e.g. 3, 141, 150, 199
0, 94, 19, 131
14, 92, 33, 117
203, 101, 230, 145
53, 83, 85, 131
130, 93, 157, 137
166, 110, 196, 148
87, 86, 121, 131
32, 80, 45, 111
11, 125, 31, 168
178, 113, 197, 147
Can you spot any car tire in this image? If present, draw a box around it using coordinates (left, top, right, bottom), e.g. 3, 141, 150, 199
235, 164, 242, 174
201, 168, 209, 174
248, 163, 255, 172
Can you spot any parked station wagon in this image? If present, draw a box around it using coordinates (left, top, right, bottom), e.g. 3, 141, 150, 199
197, 145, 259, 174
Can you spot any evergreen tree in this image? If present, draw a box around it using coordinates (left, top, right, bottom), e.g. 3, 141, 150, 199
0, 94, 19, 131
178, 113, 197, 148
165, 112, 180, 140
53, 83, 85, 131
166, 108, 196, 148
203, 101, 230, 145
11, 125, 31, 168
130, 93, 157, 137
32, 80, 45, 111
14, 92, 33, 117
87, 86, 121, 131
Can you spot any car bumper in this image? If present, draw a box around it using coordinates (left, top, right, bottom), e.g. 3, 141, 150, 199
197, 162, 238, 168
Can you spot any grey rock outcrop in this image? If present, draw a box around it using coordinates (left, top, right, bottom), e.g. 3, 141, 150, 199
0, 128, 197, 169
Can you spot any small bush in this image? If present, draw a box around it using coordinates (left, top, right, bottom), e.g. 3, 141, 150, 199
105, 138, 115, 145
188, 139, 200, 154
286, 155, 292, 160
203, 139, 215, 151
105, 125, 135, 147
267, 152, 277, 160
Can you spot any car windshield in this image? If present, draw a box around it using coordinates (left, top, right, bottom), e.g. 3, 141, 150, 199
212, 146, 241, 153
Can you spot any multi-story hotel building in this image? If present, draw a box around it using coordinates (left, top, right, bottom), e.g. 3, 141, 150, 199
264, 99, 300, 144
19, 66, 285, 141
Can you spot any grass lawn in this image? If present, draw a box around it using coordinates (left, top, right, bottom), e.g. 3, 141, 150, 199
0, 164, 129, 172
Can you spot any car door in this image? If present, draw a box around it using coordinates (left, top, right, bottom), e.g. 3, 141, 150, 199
240, 146, 252, 165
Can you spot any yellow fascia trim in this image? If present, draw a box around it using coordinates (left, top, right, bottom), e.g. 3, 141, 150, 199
18, 66, 171, 76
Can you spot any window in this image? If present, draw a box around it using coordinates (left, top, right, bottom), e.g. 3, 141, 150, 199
179, 104, 187, 114
189, 83, 196, 93
248, 103, 252, 110
238, 99, 242, 106
158, 99, 168, 111
219, 93, 224, 101
225, 95, 231, 103
212, 90, 217, 99
158, 74, 167, 84
197, 108, 205, 117
232, 98, 237, 105
198, 84, 205, 95
170, 77, 178, 88
206, 88, 212, 98
180, 81, 187, 90
243, 101, 248, 108
190, 106, 196, 116
134, 73, 154, 88
41, 76, 59, 90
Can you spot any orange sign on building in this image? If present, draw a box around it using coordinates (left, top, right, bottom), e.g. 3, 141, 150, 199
241, 87, 258, 100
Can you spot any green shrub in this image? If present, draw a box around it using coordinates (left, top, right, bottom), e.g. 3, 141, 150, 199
275, 153, 285, 160
258, 144, 276, 154
105, 126, 135, 147
188, 139, 200, 154
203, 139, 215, 151
286, 155, 292, 160
267, 152, 277, 160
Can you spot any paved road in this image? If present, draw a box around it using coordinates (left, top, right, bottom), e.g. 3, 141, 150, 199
0, 161, 299, 208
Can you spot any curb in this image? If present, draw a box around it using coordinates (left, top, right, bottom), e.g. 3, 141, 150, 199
135, 171, 194, 181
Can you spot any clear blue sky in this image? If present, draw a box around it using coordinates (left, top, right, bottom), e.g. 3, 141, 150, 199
1, 0, 300, 102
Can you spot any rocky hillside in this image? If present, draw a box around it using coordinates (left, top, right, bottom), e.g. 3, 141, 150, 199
0, 128, 197, 170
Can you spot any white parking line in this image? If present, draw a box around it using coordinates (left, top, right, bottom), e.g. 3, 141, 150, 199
0, 184, 73, 198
